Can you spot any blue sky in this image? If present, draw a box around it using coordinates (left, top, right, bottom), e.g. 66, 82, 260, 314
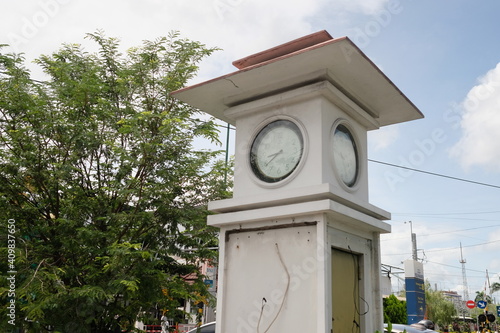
2, 0, 500, 302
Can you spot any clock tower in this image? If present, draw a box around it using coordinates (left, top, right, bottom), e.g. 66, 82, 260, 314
172, 31, 423, 333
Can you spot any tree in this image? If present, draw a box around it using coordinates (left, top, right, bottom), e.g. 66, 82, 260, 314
0, 32, 231, 332
383, 294, 407, 324
474, 290, 493, 304
425, 283, 456, 329
491, 282, 500, 294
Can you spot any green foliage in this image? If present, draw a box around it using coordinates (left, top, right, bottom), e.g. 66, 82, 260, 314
0, 32, 230, 332
383, 294, 407, 324
425, 282, 456, 329
475, 290, 494, 304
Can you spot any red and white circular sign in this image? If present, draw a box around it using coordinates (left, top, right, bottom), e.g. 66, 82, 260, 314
466, 300, 475, 309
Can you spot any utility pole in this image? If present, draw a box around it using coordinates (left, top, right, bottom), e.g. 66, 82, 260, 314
411, 233, 418, 261
405, 221, 418, 261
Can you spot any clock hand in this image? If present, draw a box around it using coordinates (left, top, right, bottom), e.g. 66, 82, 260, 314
266, 149, 283, 166
267, 149, 283, 158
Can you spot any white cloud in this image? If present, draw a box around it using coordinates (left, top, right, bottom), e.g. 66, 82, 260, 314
450, 63, 500, 171
0, 0, 392, 63
485, 228, 500, 254
327, 0, 392, 15
1, 0, 327, 80
368, 125, 400, 151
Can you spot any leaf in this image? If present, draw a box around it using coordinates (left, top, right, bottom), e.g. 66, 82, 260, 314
0, 31, 229, 331
119, 279, 140, 292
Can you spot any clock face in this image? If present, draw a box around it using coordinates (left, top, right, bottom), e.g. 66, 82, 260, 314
332, 124, 358, 187
250, 119, 304, 183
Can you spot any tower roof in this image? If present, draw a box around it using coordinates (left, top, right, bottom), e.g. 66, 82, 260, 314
171, 31, 423, 127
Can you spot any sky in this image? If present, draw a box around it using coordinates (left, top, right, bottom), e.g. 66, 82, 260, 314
2, 0, 500, 303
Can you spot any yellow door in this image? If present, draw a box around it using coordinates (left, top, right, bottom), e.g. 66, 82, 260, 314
332, 248, 360, 332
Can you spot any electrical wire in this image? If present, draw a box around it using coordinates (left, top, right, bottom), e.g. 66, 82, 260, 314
393, 210, 500, 216
347, 246, 368, 333
394, 216, 500, 222
423, 239, 500, 253
381, 224, 500, 242
258, 243, 290, 333
368, 159, 500, 189
422, 260, 486, 274
382, 237, 500, 256
256, 298, 267, 333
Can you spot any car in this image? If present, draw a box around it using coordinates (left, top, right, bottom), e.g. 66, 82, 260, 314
186, 321, 216, 333
385, 322, 438, 333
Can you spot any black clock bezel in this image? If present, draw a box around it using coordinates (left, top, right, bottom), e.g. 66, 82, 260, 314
332, 122, 359, 188
249, 119, 304, 183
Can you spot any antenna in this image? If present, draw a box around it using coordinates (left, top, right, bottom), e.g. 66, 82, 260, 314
459, 243, 470, 302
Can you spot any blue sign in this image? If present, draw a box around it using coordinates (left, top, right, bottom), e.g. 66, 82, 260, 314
497, 305, 500, 316
204, 279, 213, 288
406, 277, 426, 324
477, 300, 487, 309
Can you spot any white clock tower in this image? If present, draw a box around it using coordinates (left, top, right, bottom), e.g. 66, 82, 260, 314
172, 31, 423, 333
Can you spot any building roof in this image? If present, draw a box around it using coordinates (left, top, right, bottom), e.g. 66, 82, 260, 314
171, 31, 424, 128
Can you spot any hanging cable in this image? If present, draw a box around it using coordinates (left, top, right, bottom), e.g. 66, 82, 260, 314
368, 159, 500, 189
347, 246, 368, 333
256, 297, 267, 333
258, 243, 290, 333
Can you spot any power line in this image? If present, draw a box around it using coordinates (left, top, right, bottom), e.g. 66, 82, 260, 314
368, 159, 500, 189
395, 216, 499, 222
393, 210, 500, 216
423, 239, 500, 252
383, 239, 500, 254
424, 260, 487, 274
381, 224, 500, 241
